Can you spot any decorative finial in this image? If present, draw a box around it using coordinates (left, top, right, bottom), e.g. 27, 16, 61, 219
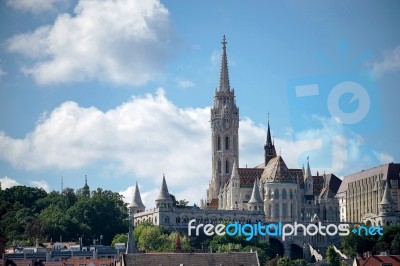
222, 35, 227, 48
307, 156, 309, 161
267, 112, 270, 123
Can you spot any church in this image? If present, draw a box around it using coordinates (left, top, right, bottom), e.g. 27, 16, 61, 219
203, 36, 342, 224
127, 36, 400, 260
128, 36, 348, 258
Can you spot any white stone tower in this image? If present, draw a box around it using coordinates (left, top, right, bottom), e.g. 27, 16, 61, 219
208, 36, 239, 203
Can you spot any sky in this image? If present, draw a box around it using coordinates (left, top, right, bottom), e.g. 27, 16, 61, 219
0, 0, 399, 207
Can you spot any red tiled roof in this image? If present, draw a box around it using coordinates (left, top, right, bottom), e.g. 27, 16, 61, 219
238, 168, 263, 186
208, 198, 219, 209
357, 255, 400, 266
313, 175, 324, 195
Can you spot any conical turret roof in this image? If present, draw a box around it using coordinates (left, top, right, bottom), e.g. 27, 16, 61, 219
156, 175, 173, 202
129, 182, 145, 209
380, 180, 395, 205
230, 160, 240, 181
248, 178, 263, 204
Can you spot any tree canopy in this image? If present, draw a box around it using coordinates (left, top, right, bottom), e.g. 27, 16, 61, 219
0, 185, 128, 246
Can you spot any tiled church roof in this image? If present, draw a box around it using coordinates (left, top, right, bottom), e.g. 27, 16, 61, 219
238, 167, 304, 187
261, 156, 297, 183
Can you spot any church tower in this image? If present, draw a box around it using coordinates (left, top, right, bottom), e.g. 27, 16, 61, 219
208, 36, 239, 203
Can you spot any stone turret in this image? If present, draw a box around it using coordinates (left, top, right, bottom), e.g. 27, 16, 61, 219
155, 174, 173, 208
248, 178, 264, 212
129, 182, 145, 214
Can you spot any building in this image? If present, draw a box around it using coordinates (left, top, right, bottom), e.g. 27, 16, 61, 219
353, 254, 400, 266
120, 252, 260, 266
203, 36, 342, 225
130, 36, 347, 260
336, 163, 400, 225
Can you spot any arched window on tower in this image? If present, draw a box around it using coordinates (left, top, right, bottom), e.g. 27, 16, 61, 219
225, 136, 229, 150
282, 189, 287, 200
274, 189, 279, 200
218, 160, 221, 174
225, 160, 230, 174
217, 136, 221, 150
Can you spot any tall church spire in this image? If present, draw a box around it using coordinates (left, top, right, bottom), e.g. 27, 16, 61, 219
219, 35, 230, 92
264, 114, 277, 166
208, 36, 239, 204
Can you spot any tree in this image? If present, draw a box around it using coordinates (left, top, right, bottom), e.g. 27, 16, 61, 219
340, 227, 376, 257
111, 233, 128, 247
326, 246, 339, 266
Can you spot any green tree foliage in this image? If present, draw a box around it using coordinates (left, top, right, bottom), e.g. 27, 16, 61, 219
340, 227, 377, 257
133, 223, 190, 252
0, 185, 128, 246
340, 225, 400, 257
208, 231, 270, 265
111, 233, 128, 247
276, 257, 308, 266
326, 246, 340, 266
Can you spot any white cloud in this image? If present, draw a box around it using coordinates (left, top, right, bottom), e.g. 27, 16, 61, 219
0, 176, 21, 189
30, 180, 50, 192
176, 78, 195, 89
0, 91, 391, 203
6, 0, 66, 14
373, 45, 400, 77
7, 0, 175, 86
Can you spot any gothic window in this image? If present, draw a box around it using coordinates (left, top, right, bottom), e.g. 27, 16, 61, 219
225, 136, 229, 150
274, 189, 279, 200
225, 160, 229, 174
218, 160, 221, 174
289, 189, 293, 200
282, 203, 287, 218
282, 189, 287, 199
217, 136, 221, 150
275, 203, 280, 218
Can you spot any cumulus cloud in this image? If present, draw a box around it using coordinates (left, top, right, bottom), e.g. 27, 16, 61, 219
30, 180, 50, 192
373, 45, 400, 77
0, 89, 210, 195
6, 0, 67, 14
7, 0, 175, 86
0, 176, 21, 189
0, 91, 390, 203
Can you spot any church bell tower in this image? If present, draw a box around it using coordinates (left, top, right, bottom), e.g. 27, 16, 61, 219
207, 36, 239, 203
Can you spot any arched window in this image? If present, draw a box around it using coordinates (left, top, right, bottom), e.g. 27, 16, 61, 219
274, 189, 279, 200
282, 203, 287, 218
225, 136, 229, 150
225, 160, 230, 174
275, 203, 280, 218
217, 136, 221, 150
218, 160, 221, 174
282, 189, 287, 199
289, 189, 293, 200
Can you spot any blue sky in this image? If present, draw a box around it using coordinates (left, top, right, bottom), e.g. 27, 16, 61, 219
0, 0, 399, 206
